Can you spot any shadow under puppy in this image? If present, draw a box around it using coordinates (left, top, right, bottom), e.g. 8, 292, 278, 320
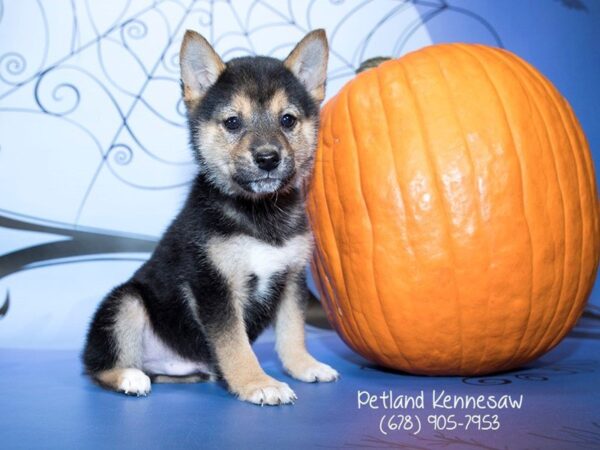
82, 29, 338, 405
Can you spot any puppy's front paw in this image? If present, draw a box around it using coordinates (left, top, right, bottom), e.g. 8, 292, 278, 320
235, 376, 297, 406
117, 368, 152, 396
287, 359, 339, 383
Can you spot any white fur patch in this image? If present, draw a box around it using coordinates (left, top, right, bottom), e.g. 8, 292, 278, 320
208, 233, 313, 298
292, 361, 339, 383
117, 368, 151, 396
142, 324, 213, 377
236, 377, 297, 406
249, 178, 283, 194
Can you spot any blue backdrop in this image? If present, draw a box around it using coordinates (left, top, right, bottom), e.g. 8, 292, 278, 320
0, 0, 598, 349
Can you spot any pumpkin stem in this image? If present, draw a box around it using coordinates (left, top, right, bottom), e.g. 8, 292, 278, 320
356, 57, 391, 74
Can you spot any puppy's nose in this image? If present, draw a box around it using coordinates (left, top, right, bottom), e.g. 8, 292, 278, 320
253, 149, 281, 172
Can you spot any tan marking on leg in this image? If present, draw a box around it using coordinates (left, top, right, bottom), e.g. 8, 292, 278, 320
96, 368, 151, 396
275, 277, 339, 383
213, 310, 296, 405
113, 295, 147, 368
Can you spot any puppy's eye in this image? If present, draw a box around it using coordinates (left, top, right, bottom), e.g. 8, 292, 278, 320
280, 114, 297, 129
223, 116, 242, 131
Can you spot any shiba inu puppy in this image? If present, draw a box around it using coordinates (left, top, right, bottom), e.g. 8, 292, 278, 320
82, 29, 338, 405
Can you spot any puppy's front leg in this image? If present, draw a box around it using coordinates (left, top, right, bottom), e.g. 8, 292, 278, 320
213, 306, 297, 405
275, 272, 339, 382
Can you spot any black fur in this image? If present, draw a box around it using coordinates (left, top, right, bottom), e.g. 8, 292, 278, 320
82, 55, 317, 377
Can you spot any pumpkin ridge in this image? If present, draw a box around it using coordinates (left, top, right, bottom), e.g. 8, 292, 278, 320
567, 104, 600, 261
464, 44, 510, 373
378, 60, 431, 368
506, 54, 566, 359
376, 61, 439, 370
488, 47, 566, 362
516, 57, 593, 350
546, 108, 586, 351
504, 49, 590, 353
375, 63, 420, 261
372, 63, 418, 370
344, 80, 399, 366
311, 219, 345, 337
311, 100, 358, 350
329, 87, 381, 361
428, 46, 494, 373
313, 244, 345, 341
457, 44, 536, 371
399, 57, 465, 372
492, 50, 570, 360
319, 96, 370, 354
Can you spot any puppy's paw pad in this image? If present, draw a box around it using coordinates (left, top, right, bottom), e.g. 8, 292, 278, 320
237, 378, 297, 406
118, 369, 151, 396
292, 361, 339, 383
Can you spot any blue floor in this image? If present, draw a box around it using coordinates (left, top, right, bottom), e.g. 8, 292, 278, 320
1, 321, 600, 450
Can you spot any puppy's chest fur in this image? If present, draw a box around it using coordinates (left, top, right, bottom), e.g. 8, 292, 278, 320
136, 233, 312, 378
208, 233, 312, 302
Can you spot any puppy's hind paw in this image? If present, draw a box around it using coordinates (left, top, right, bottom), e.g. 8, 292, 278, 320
117, 368, 152, 396
235, 376, 297, 406
288, 360, 339, 383
96, 368, 152, 397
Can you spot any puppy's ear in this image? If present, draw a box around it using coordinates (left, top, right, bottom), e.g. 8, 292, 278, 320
180, 30, 225, 103
284, 29, 328, 103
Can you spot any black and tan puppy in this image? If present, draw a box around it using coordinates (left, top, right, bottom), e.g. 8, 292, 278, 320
82, 29, 338, 405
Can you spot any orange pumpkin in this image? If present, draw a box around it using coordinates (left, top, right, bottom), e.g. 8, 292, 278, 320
307, 44, 599, 375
